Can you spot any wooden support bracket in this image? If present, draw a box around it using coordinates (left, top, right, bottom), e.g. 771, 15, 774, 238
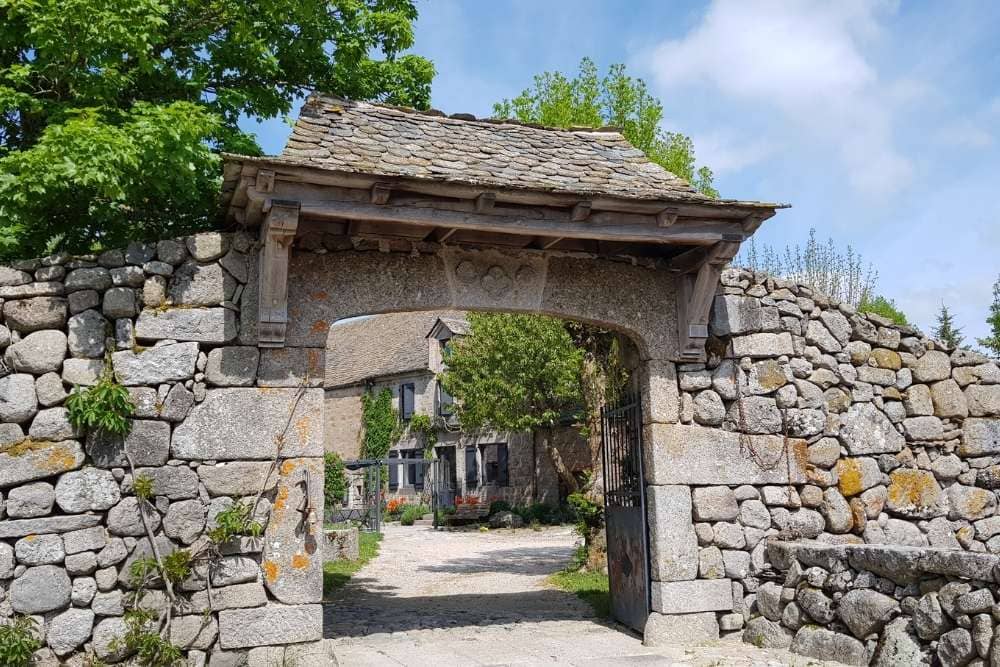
371, 183, 392, 205
258, 199, 301, 348
255, 169, 275, 194
570, 201, 592, 222
675, 241, 740, 361
657, 208, 679, 228
475, 192, 496, 213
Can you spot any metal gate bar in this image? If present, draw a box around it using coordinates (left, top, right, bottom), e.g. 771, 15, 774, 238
601, 391, 650, 632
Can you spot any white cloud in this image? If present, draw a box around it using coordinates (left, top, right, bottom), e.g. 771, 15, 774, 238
684, 130, 777, 174
641, 0, 914, 196
936, 121, 994, 149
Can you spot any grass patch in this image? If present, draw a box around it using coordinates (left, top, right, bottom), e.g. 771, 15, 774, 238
546, 547, 610, 619
322, 531, 382, 600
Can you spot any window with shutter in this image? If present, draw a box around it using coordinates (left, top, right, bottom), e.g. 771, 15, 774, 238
481, 443, 509, 487
400, 383, 415, 420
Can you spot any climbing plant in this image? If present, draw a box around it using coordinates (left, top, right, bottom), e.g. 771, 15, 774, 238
360, 388, 401, 460
324, 452, 348, 507
407, 413, 437, 458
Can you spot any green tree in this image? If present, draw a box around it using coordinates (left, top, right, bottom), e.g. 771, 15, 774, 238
858, 295, 908, 326
493, 58, 717, 197
977, 275, 1000, 357
738, 229, 878, 308
440, 312, 584, 491
0, 0, 434, 259
933, 302, 965, 349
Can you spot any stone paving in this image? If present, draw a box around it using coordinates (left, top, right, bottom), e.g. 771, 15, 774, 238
322, 524, 839, 666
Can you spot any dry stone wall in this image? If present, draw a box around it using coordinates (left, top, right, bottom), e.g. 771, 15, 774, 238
0, 234, 327, 664
645, 266, 1000, 664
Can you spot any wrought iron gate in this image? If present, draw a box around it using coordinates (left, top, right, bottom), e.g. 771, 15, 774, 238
601, 391, 650, 632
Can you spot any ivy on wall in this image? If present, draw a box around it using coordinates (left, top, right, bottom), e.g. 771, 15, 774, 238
360, 388, 401, 461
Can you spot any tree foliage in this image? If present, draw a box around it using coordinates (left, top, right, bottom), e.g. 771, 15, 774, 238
977, 275, 1000, 357
858, 295, 908, 326
737, 228, 878, 308
0, 0, 434, 258
493, 58, 717, 197
440, 313, 583, 432
933, 302, 965, 349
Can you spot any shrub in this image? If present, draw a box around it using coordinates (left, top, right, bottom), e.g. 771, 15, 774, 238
400, 504, 430, 526
324, 452, 348, 508
489, 500, 512, 516
66, 353, 135, 436
567, 493, 604, 536
0, 616, 40, 667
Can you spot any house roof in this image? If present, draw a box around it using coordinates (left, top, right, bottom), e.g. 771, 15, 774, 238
325, 311, 465, 388
429, 317, 470, 338
270, 94, 770, 207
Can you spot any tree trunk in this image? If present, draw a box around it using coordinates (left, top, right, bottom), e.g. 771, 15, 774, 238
542, 428, 579, 495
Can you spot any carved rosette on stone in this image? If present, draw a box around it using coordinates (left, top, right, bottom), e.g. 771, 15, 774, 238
442, 248, 547, 312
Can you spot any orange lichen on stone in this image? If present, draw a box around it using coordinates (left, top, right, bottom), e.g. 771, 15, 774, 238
837, 459, 863, 497
262, 560, 279, 583
789, 439, 808, 476
273, 486, 289, 512
756, 361, 787, 391
887, 469, 941, 510
45, 444, 79, 472
280, 460, 297, 476
309, 291, 329, 301
293, 416, 311, 444
307, 349, 323, 372
291, 553, 309, 569
310, 320, 329, 335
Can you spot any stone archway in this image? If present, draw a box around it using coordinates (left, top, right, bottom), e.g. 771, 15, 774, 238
221, 95, 784, 644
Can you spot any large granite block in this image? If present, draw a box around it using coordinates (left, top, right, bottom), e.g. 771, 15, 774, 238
644, 423, 807, 485
650, 579, 734, 614
218, 604, 322, 649
171, 388, 323, 460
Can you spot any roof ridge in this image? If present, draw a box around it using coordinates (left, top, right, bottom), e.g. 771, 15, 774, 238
306, 93, 624, 136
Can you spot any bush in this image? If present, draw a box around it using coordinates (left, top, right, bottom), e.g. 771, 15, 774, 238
324, 452, 347, 508
567, 493, 604, 537
514, 502, 570, 526
400, 504, 430, 526
489, 500, 512, 516
0, 616, 40, 667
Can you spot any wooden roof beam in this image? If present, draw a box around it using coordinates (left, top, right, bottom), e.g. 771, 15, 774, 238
475, 192, 497, 213
248, 194, 747, 246
675, 241, 742, 362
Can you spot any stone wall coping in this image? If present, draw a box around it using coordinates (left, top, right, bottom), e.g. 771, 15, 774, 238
768, 539, 1000, 584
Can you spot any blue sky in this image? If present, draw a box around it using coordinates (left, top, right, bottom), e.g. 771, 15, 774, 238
247, 0, 1000, 344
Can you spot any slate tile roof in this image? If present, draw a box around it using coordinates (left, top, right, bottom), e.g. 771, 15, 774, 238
279, 94, 717, 204
326, 311, 466, 388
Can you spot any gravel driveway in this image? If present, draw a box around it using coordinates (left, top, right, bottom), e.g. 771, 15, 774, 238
322, 524, 831, 666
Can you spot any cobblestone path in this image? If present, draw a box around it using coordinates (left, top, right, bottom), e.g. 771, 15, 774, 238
322, 524, 834, 666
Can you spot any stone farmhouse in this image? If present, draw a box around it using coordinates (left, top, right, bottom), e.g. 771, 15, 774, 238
324, 310, 589, 507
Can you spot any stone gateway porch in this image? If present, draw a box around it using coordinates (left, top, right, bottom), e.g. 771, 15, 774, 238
3, 92, 998, 665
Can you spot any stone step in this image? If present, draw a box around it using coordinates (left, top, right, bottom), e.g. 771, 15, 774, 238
413, 519, 434, 526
